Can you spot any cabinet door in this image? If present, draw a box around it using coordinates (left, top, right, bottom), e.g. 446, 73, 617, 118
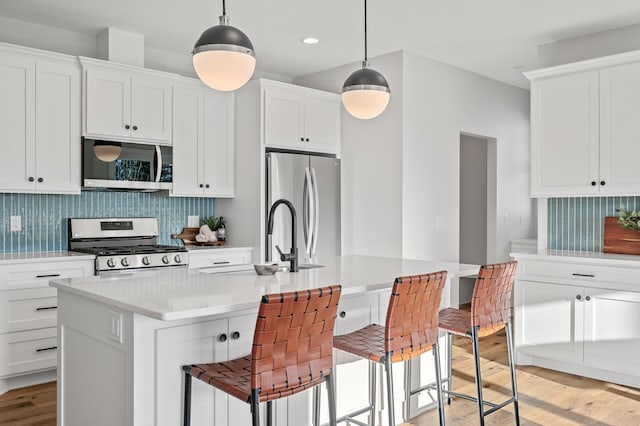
530, 72, 599, 197
172, 83, 204, 196
514, 280, 583, 363
35, 60, 81, 194
203, 91, 235, 197
85, 67, 131, 138
0, 53, 35, 192
304, 94, 340, 154
584, 288, 640, 375
131, 76, 172, 143
600, 62, 640, 195
155, 319, 229, 426
264, 87, 305, 149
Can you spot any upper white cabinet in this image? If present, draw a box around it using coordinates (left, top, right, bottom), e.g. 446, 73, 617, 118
0, 45, 81, 194
263, 81, 340, 155
172, 79, 234, 197
527, 51, 640, 197
81, 57, 173, 145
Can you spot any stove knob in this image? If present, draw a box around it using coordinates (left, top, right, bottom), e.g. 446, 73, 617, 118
162, 255, 170, 265
174, 254, 182, 264
106, 258, 116, 268
121, 258, 130, 267
142, 256, 151, 266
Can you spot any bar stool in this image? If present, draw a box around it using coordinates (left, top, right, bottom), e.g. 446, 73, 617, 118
333, 271, 447, 426
438, 261, 519, 426
182, 285, 342, 426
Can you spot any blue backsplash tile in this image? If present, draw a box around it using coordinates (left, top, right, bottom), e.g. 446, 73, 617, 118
548, 196, 640, 252
0, 192, 215, 253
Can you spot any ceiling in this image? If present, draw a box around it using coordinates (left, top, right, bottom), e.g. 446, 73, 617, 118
3, 0, 640, 89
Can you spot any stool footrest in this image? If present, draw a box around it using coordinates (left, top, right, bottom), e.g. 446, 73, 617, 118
335, 406, 374, 426
409, 379, 438, 397
441, 389, 517, 416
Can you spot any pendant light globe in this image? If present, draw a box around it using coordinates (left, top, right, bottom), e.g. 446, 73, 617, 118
342, 63, 390, 119
192, 2, 255, 92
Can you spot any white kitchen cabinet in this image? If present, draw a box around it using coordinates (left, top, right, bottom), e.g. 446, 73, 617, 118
513, 253, 640, 388
172, 79, 234, 197
264, 81, 340, 155
188, 247, 253, 271
527, 50, 640, 197
0, 46, 80, 194
82, 57, 173, 144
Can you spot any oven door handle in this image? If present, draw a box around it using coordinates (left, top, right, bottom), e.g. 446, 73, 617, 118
155, 145, 162, 183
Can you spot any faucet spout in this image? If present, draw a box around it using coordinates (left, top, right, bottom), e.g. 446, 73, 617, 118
267, 199, 298, 272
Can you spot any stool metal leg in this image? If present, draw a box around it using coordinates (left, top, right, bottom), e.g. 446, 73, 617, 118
470, 327, 485, 426
183, 372, 192, 426
505, 322, 520, 425
369, 360, 377, 426
432, 340, 445, 426
326, 372, 338, 426
384, 357, 395, 426
403, 359, 411, 422
313, 386, 321, 426
446, 332, 452, 405
266, 401, 273, 426
251, 389, 261, 426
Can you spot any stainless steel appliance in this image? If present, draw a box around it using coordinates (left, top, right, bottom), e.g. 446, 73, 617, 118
82, 138, 172, 191
69, 218, 188, 274
265, 151, 340, 263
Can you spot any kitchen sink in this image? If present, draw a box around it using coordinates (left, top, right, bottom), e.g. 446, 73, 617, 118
279, 263, 325, 272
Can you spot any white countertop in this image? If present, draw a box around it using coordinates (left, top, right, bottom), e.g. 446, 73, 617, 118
511, 249, 640, 267
0, 250, 95, 265
186, 245, 253, 252
51, 255, 479, 321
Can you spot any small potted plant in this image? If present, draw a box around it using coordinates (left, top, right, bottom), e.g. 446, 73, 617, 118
201, 216, 222, 231
617, 206, 640, 232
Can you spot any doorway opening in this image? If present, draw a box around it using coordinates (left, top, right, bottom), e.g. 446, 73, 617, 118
459, 133, 496, 306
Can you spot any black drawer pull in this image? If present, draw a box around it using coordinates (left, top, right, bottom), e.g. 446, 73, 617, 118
36, 306, 57, 311
36, 346, 57, 352
213, 261, 230, 265
572, 273, 595, 278
36, 274, 61, 278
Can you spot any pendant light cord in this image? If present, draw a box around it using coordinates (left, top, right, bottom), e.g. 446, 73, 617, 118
363, 0, 368, 63
222, 0, 226, 16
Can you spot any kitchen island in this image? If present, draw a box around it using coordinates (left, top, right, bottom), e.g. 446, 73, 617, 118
51, 255, 478, 426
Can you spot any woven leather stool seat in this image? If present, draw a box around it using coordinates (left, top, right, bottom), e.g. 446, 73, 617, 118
333, 271, 447, 426
438, 261, 520, 426
182, 285, 342, 426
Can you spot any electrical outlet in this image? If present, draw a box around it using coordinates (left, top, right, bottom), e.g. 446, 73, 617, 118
10, 216, 21, 232
188, 215, 200, 227
504, 213, 510, 225
108, 310, 123, 344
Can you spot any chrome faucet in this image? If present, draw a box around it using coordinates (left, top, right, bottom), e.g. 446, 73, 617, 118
267, 198, 298, 272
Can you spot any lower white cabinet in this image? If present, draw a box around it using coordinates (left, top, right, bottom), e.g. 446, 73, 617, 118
188, 247, 253, 271
513, 254, 640, 387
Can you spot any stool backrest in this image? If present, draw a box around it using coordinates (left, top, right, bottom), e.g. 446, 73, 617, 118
251, 285, 341, 394
384, 271, 447, 361
470, 261, 517, 337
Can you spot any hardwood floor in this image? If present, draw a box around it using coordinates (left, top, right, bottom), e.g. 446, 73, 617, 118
1, 332, 639, 425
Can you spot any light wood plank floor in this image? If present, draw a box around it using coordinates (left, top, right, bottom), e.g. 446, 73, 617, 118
1, 331, 639, 425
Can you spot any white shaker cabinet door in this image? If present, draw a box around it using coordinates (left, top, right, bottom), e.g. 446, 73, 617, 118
583, 288, 640, 375
599, 61, 640, 195
203, 91, 234, 197
84, 67, 131, 138
264, 87, 305, 150
0, 53, 35, 192
35, 60, 81, 194
172, 83, 204, 196
131, 76, 172, 143
515, 280, 584, 363
304, 94, 340, 154
530, 71, 599, 197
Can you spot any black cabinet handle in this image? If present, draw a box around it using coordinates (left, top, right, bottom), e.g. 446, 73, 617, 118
205, 184, 210, 189
28, 177, 34, 182
591, 181, 596, 186
231, 331, 240, 340
600, 181, 606, 186
213, 261, 230, 265
36, 346, 57, 352
199, 184, 204, 188
36, 274, 60, 278
219, 333, 228, 342
572, 273, 594, 278
300, 137, 304, 142
339, 311, 346, 318
37, 177, 43, 183
576, 295, 582, 301
125, 124, 130, 130
585, 296, 591, 301
305, 138, 309, 142
132, 125, 138, 131
36, 306, 57, 311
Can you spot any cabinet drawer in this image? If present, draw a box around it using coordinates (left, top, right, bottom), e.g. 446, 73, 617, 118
520, 260, 640, 286
188, 249, 252, 269
0, 287, 58, 333
1, 265, 88, 290
0, 327, 57, 377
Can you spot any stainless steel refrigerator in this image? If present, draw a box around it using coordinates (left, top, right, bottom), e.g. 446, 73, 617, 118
265, 151, 341, 263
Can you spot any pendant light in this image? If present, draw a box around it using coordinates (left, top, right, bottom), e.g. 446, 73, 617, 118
342, 0, 390, 119
93, 141, 122, 163
192, 0, 256, 91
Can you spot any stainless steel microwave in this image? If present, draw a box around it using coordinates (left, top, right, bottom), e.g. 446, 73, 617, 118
82, 138, 172, 191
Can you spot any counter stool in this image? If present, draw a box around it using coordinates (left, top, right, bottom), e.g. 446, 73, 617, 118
333, 271, 447, 426
182, 285, 342, 426
438, 261, 519, 426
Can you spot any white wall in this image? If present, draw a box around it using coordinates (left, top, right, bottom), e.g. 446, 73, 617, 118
297, 50, 533, 263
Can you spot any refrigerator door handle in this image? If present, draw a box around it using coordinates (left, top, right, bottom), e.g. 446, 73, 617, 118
310, 167, 320, 256
304, 167, 314, 258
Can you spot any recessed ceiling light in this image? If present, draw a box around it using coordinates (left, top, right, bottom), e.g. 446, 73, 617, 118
302, 37, 320, 45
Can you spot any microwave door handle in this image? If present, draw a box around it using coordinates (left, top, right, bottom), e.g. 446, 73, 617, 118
154, 145, 162, 183
310, 167, 319, 256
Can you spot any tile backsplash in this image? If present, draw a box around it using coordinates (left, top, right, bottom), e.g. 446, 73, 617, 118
548, 196, 640, 252
0, 192, 215, 253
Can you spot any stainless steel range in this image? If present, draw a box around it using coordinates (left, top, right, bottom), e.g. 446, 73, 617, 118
69, 218, 189, 274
